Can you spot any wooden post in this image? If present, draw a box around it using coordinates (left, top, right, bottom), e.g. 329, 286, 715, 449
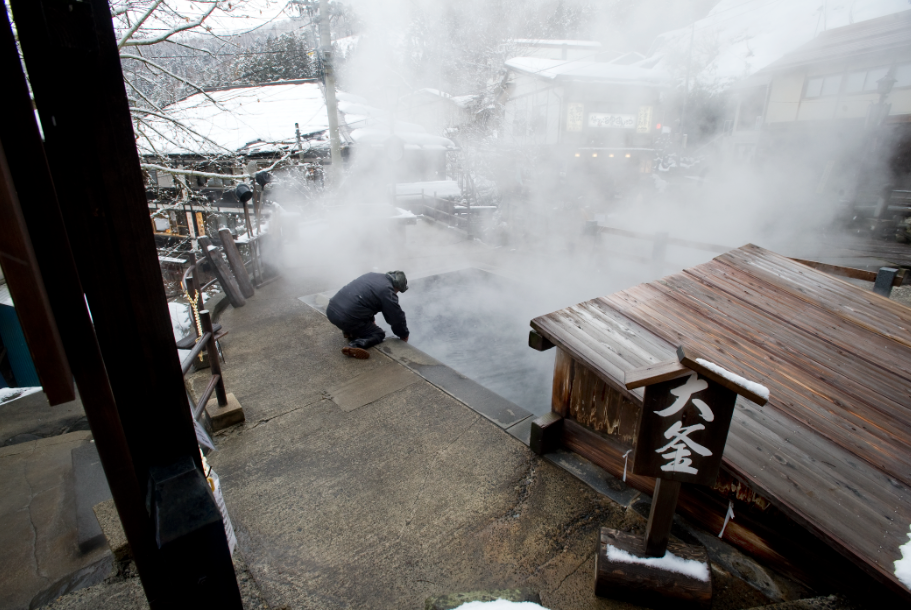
590, 346, 770, 606
197, 236, 245, 308
0, 142, 74, 405
595, 528, 711, 609
529, 412, 564, 455
7, 2, 242, 606
253, 183, 262, 235
218, 228, 254, 298
644, 478, 681, 557
874, 267, 899, 297
199, 310, 227, 407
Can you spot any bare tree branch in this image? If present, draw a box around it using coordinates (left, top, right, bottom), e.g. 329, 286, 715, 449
130, 106, 236, 154
116, 0, 165, 49
121, 52, 221, 105
121, 1, 219, 48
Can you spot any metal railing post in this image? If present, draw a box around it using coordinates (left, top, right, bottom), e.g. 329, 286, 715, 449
199, 310, 228, 407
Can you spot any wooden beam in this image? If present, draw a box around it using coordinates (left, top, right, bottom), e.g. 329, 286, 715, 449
790, 257, 906, 287
218, 229, 254, 299
9, 0, 242, 606
676, 345, 768, 406
0, 141, 73, 404
528, 329, 555, 351
623, 359, 689, 390
0, 8, 160, 608
198, 236, 245, 308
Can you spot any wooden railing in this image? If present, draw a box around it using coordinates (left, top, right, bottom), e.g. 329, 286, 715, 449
587, 222, 731, 266
588, 222, 907, 296
181, 257, 229, 425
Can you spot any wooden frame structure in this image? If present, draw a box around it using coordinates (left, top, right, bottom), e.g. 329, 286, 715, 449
2, 1, 242, 607
528, 244, 911, 604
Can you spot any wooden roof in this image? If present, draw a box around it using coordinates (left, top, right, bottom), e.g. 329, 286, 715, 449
531, 243, 911, 597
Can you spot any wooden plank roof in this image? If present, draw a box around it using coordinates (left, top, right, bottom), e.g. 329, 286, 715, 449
530, 243, 911, 598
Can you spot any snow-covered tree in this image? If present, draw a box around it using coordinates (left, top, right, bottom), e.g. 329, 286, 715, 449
229, 30, 318, 83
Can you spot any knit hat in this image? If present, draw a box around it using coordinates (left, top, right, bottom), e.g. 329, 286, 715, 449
386, 271, 408, 292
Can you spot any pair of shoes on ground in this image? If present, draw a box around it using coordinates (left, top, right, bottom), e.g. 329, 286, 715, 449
342, 346, 370, 359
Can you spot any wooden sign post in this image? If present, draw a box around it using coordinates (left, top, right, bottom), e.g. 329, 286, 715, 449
594, 345, 768, 609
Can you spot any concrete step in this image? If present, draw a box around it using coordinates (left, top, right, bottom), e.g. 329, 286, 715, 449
71, 443, 112, 554
0, 431, 112, 610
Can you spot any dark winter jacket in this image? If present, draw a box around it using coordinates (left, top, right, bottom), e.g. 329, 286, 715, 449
327, 272, 409, 339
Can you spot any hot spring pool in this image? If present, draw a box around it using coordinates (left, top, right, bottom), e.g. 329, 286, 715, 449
374, 268, 557, 416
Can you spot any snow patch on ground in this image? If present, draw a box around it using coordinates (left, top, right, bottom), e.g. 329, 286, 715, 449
453, 601, 550, 610
695, 358, 769, 401
895, 524, 911, 589
604, 544, 710, 581
0, 386, 42, 404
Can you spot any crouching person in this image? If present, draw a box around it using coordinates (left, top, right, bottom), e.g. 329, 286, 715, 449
327, 271, 410, 360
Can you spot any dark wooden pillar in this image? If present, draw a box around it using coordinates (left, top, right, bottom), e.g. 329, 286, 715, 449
6, 0, 241, 607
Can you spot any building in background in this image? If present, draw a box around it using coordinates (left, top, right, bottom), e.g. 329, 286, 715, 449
724, 10, 911, 229
500, 49, 671, 200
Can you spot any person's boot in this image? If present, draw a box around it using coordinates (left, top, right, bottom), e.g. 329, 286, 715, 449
342, 338, 370, 359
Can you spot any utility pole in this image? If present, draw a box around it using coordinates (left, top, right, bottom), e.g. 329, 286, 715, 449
679, 21, 695, 150
318, 0, 343, 180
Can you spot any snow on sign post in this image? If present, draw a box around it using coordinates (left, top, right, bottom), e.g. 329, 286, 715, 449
594, 344, 769, 609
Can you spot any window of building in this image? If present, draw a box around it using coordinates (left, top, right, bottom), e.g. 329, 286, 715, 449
821, 74, 842, 96
864, 67, 889, 92
805, 74, 842, 98
805, 77, 824, 98
896, 64, 911, 88
845, 71, 866, 93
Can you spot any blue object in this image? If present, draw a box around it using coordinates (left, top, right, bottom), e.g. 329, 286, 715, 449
0, 304, 41, 387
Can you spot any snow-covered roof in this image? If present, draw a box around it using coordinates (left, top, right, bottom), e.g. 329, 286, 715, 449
510, 39, 602, 48
138, 81, 455, 157
333, 35, 359, 58
400, 89, 478, 110
647, 0, 911, 91
349, 129, 456, 151
758, 9, 911, 74
137, 80, 330, 156
505, 57, 672, 87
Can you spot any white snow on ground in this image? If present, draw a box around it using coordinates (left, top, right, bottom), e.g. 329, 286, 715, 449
649, 0, 911, 90
453, 601, 550, 610
605, 544, 710, 581
695, 358, 770, 401
0, 386, 42, 404
895, 524, 911, 589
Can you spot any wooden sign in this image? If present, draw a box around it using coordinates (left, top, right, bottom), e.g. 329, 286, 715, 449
630, 372, 737, 486
626, 346, 767, 487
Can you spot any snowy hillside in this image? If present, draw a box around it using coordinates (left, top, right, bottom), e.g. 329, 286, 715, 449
649, 0, 911, 90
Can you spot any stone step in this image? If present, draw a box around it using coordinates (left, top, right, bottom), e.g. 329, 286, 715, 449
71, 442, 112, 554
